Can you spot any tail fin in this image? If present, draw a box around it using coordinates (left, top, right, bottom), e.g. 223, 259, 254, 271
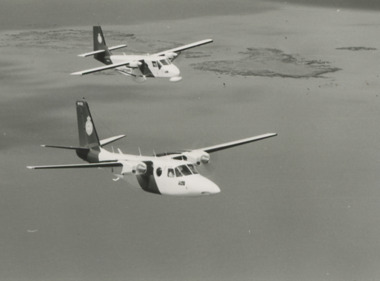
76, 100, 101, 150
93, 26, 112, 65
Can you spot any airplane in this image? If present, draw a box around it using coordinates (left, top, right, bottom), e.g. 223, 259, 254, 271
27, 100, 277, 197
71, 26, 213, 82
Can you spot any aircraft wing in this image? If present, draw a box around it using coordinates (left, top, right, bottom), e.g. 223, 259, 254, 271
196, 133, 277, 153
154, 39, 213, 56
71, 61, 135, 76
27, 162, 122, 170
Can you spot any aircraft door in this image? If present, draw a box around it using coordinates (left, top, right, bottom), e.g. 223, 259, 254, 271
145, 60, 160, 77
136, 161, 160, 194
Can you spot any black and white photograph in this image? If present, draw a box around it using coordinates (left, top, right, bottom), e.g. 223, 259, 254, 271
1, 1, 380, 280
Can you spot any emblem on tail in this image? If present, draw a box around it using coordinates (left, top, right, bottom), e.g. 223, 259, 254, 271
85, 116, 93, 136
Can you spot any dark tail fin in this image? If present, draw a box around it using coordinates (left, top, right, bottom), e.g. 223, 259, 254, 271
76, 100, 101, 150
93, 26, 112, 65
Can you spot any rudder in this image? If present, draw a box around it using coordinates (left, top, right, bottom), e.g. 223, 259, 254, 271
76, 100, 100, 150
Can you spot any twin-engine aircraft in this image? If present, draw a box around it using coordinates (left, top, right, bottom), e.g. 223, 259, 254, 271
27, 100, 277, 197
71, 26, 213, 82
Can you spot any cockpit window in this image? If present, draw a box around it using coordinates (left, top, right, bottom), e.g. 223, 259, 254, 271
160, 59, 170, 65
176, 165, 192, 176
152, 61, 158, 67
175, 168, 182, 177
187, 164, 199, 174
168, 165, 197, 178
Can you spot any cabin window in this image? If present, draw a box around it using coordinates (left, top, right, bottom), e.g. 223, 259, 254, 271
156, 167, 162, 177
152, 61, 158, 67
168, 168, 175, 178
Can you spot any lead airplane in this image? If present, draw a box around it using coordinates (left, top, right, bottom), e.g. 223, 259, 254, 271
71, 26, 213, 82
27, 100, 277, 196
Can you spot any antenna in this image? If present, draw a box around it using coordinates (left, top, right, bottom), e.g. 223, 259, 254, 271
138, 147, 142, 156
153, 149, 156, 157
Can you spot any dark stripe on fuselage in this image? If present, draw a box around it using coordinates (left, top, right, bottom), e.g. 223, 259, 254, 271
76, 148, 100, 163
136, 161, 161, 195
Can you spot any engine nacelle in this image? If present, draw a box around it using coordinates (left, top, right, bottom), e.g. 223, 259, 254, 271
129, 61, 142, 68
166, 52, 178, 60
183, 150, 210, 165
120, 161, 147, 175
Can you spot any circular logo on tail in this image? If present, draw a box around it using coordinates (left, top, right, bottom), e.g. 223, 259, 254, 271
85, 116, 93, 136
97, 33, 103, 44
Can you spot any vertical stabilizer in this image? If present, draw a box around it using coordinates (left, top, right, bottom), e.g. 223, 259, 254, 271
93, 26, 112, 65
76, 100, 101, 150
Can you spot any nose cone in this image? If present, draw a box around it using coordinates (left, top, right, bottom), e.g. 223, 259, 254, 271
171, 65, 180, 76
169, 65, 182, 82
201, 180, 221, 195
187, 175, 221, 196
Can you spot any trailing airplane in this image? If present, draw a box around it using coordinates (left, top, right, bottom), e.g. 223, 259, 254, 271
71, 26, 213, 82
27, 100, 277, 197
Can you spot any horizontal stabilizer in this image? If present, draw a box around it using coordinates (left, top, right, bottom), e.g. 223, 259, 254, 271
41, 145, 89, 151
27, 161, 122, 170
100, 135, 126, 147
71, 61, 131, 76
78, 49, 106, 57
198, 133, 277, 153
78, 45, 127, 57
108, 44, 128, 51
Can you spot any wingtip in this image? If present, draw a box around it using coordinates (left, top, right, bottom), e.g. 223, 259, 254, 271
266, 132, 278, 138
26, 166, 35, 169
70, 72, 82, 76
202, 39, 213, 44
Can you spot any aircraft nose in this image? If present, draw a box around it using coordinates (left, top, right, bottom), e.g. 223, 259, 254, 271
168, 65, 182, 82
171, 65, 180, 76
207, 182, 221, 195
200, 178, 221, 195
185, 175, 221, 196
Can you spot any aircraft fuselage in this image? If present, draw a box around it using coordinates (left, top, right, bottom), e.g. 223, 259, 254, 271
111, 54, 181, 82
95, 147, 220, 196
